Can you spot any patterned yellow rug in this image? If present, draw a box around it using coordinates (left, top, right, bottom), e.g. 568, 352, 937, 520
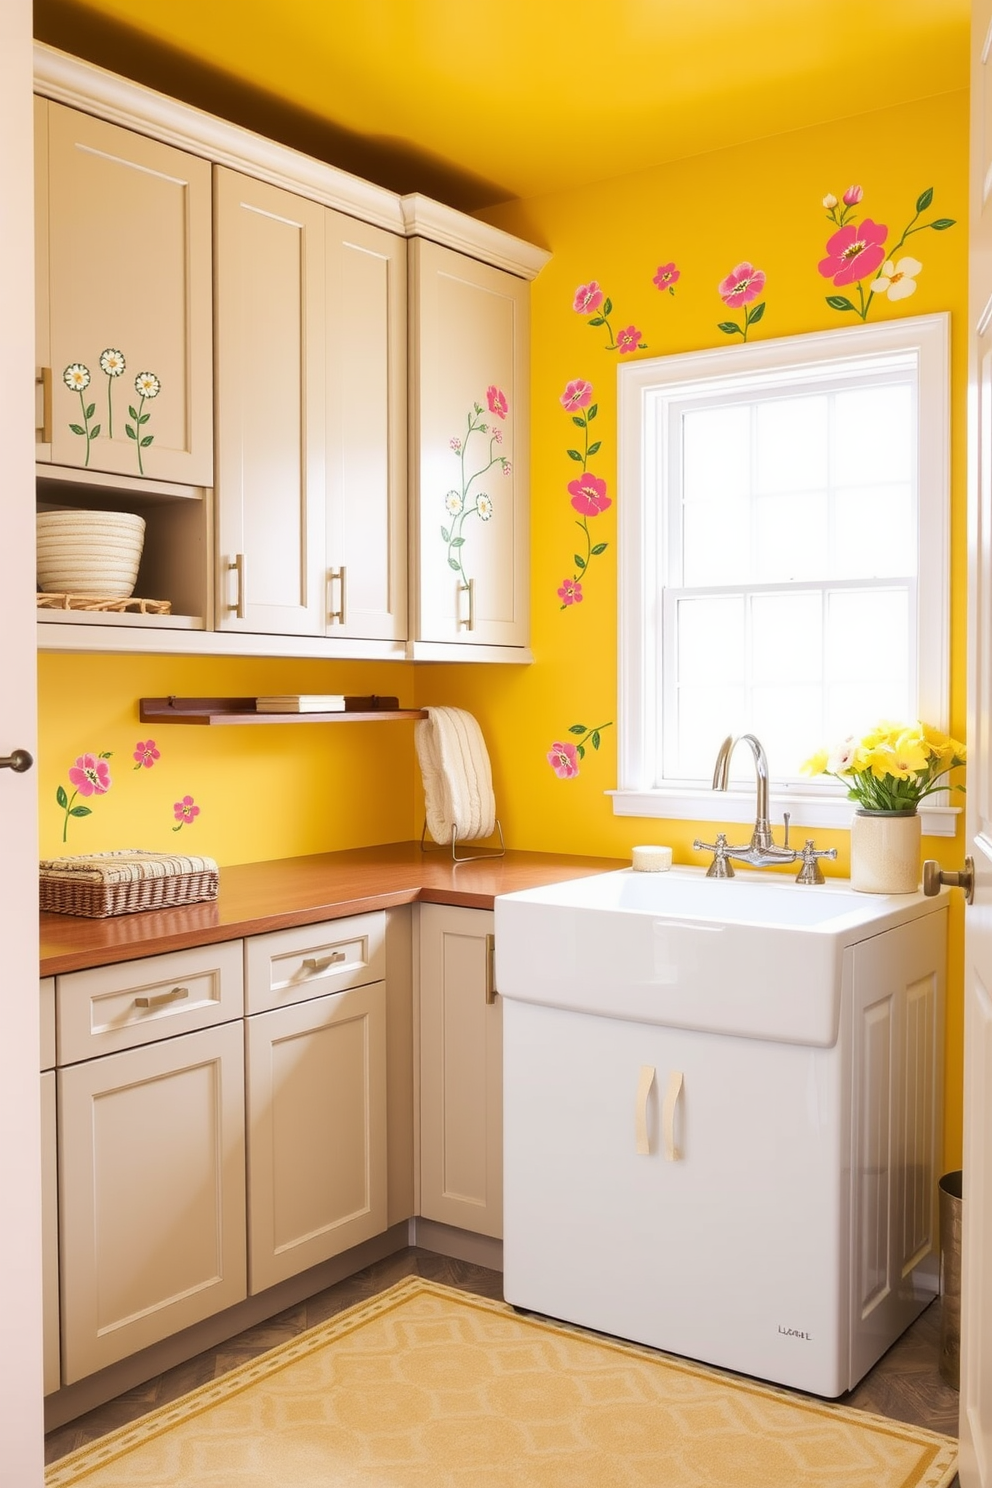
46, 1277, 957, 1488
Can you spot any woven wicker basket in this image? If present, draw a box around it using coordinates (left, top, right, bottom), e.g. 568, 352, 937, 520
37, 509, 146, 598
39, 849, 219, 918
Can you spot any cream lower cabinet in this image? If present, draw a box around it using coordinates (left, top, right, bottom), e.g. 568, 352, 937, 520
40, 978, 59, 1396
419, 904, 502, 1238
245, 916, 388, 1293
56, 943, 247, 1385
409, 239, 530, 657
214, 167, 407, 643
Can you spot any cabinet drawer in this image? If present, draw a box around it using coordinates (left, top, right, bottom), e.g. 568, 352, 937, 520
245, 912, 385, 1014
57, 941, 244, 1064
40, 977, 56, 1072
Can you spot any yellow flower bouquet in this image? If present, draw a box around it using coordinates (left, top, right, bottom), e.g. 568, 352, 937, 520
801, 721, 966, 813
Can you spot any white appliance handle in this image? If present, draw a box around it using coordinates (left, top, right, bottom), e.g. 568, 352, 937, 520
662, 1070, 684, 1161
635, 1064, 655, 1155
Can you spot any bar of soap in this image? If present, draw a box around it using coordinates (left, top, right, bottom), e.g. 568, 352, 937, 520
632, 845, 673, 872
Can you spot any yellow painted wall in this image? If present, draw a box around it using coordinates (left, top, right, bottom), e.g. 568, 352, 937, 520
37, 86, 969, 1166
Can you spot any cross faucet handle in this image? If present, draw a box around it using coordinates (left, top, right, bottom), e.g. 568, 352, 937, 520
795, 839, 838, 885
692, 832, 735, 878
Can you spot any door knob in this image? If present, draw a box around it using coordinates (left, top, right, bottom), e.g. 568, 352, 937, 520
0, 749, 33, 773
923, 855, 975, 904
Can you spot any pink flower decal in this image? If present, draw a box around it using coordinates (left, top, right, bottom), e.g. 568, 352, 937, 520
573, 281, 604, 314
547, 741, 580, 779
560, 379, 594, 412
568, 473, 611, 517
68, 753, 111, 797
719, 262, 766, 307
653, 262, 680, 293
133, 739, 160, 770
486, 385, 508, 420
843, 184, 864, 206
818, 219, 888, 286
558, 577, 584, 605
172, 794, 200, 830
616, 325, 644, 355
57, 749, 113, 841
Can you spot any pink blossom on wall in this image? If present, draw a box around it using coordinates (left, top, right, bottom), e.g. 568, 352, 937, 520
616, 325, 644, 354
57, 750, 113, 842
717, 261, 767, 342
547, 741, 580, 779
573, 281, 604, 314
568, 472, 612, 517
172, 794, 200, 830
132, 739, 160, 770
573, 283, 647, 354
486, 385, 508, 419
818, 185, 955, 321
652, 262, 680, 294
557, 577, 583, 606
560, 379, 594, 411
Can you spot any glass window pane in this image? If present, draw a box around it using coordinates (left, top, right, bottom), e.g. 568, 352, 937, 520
677, 596, 745, 686
833, 383, 913, 487
682, 404, 750, 502
674, 688, 746, 779
754, 492, 829, 582
750, 592, 822, 683
752, 685, 825, 778
825, 681, 912, 742
833, 484, 915, 578
683, 499, 751, 585
824, 588, 909, 685
755, 395, 828, 494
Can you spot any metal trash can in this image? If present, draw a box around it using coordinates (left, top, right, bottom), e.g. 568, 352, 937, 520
938, 1170, 963, 1390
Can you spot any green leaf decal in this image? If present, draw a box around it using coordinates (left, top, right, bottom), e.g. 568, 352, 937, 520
588, 316, 605, 327
568, 724, 586, 734
591, 731, 601, 749
441, 526, 450, 542
591, 542, 608, 555
69, 805, 92, 818
140, 435, 154, 447
588, 404, 598, 421
916, 187, 934, 212
89, 424, 101, 438
717, 321, 740, 335
576, 744, 586, 759
603, 298, 613, 316
572, 415, 586, 428
69, 423, 85, 436
128, 405, 138, 419
826, 295, 856, 311
931, 218, 956, 230
567, 449, 583, 461
587, 440, 602, 457
56, 785, 67, 809
84, 403, 95, 420
125, 424, 136, 440
138, 413, 150, 424
574, 554, 587, 569
448, 558, 461, 571
747, 302, 766, 325
450, 536, 465, 547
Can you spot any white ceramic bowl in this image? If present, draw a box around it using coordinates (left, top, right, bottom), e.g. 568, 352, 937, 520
37, 509, 146, 598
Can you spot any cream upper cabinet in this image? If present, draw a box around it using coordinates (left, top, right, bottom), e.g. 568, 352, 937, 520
35, 98, 213, 486
214, 167, 407, 642
409, 239, 530, 656
419, 904, 503, 1238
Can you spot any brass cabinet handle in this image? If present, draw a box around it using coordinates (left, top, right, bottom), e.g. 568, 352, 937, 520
923, 856, 975, 904
328, 566, 347, 626
0, 749, 33, 773
458, 577, 475, 632
228, 553, 246, 618
134, 985, 190, 1009
485, 933, 497, 1004
302, 951, 347, 974
37, 367, 52, 444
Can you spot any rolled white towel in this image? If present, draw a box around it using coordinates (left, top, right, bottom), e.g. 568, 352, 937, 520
415, 707, 497, 845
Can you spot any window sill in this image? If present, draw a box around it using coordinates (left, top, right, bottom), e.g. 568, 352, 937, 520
608, 788, 961, 839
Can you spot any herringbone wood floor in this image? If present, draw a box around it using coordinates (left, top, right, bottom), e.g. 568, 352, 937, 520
45, 1246, 961, 1482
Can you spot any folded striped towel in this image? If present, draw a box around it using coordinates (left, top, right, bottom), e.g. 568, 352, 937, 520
415, 707, 496, 846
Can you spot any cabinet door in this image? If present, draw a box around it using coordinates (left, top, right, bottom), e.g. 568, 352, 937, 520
848, 910, 946, 1385
410, 240, 530, 652
40, 1070, 59, 1396
246, 981, 387, 1293
419, 904, 502, 1237
58, 1020, 246, 1383
38, 100, 213, 485
214, 167, 327, 636
325, 214, 407, 641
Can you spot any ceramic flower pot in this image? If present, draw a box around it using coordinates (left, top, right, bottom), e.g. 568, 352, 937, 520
850, 809, 921, 894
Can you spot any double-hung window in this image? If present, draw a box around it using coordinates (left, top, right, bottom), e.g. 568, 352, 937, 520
614, 314, 953, 833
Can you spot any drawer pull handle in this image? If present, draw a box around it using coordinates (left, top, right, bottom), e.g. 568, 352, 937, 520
635, 1064, 655, 1155
37, 367, 53, 444
134, 985, 190, 1010
301, 952, 347, 974
485, 933, 497, 1004
662, 1070, 684, 1162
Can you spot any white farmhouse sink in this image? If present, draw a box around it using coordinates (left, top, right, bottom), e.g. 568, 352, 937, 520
495, 866, 943, 1047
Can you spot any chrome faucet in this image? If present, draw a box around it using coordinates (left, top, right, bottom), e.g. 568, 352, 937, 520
694, 734, 798, 873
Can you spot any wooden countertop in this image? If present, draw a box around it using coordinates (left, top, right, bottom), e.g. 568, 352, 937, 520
39, 841, 628, 976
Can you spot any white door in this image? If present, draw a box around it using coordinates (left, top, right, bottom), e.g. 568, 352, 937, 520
0, 3, 44, 1481
962, 3, 992, 1482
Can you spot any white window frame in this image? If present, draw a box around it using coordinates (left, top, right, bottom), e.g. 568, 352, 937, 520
612, 313, 956, 836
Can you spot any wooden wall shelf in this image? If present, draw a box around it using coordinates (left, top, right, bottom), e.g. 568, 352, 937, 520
140, 697, 427, 726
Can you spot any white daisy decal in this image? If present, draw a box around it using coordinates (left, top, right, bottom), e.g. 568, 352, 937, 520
63, 363, 91, 391
99, 349, 125, 377
476, 493, 494, 521
134, 371, 161, 398
445, 491, 463, 515
870, 256, 922, 302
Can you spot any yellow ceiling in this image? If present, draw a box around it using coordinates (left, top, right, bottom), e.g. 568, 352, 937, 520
37, 0, 970, 206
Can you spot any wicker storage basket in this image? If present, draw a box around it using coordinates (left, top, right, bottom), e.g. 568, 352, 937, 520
39, 849, 219, 918
37, 509, 146, 598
